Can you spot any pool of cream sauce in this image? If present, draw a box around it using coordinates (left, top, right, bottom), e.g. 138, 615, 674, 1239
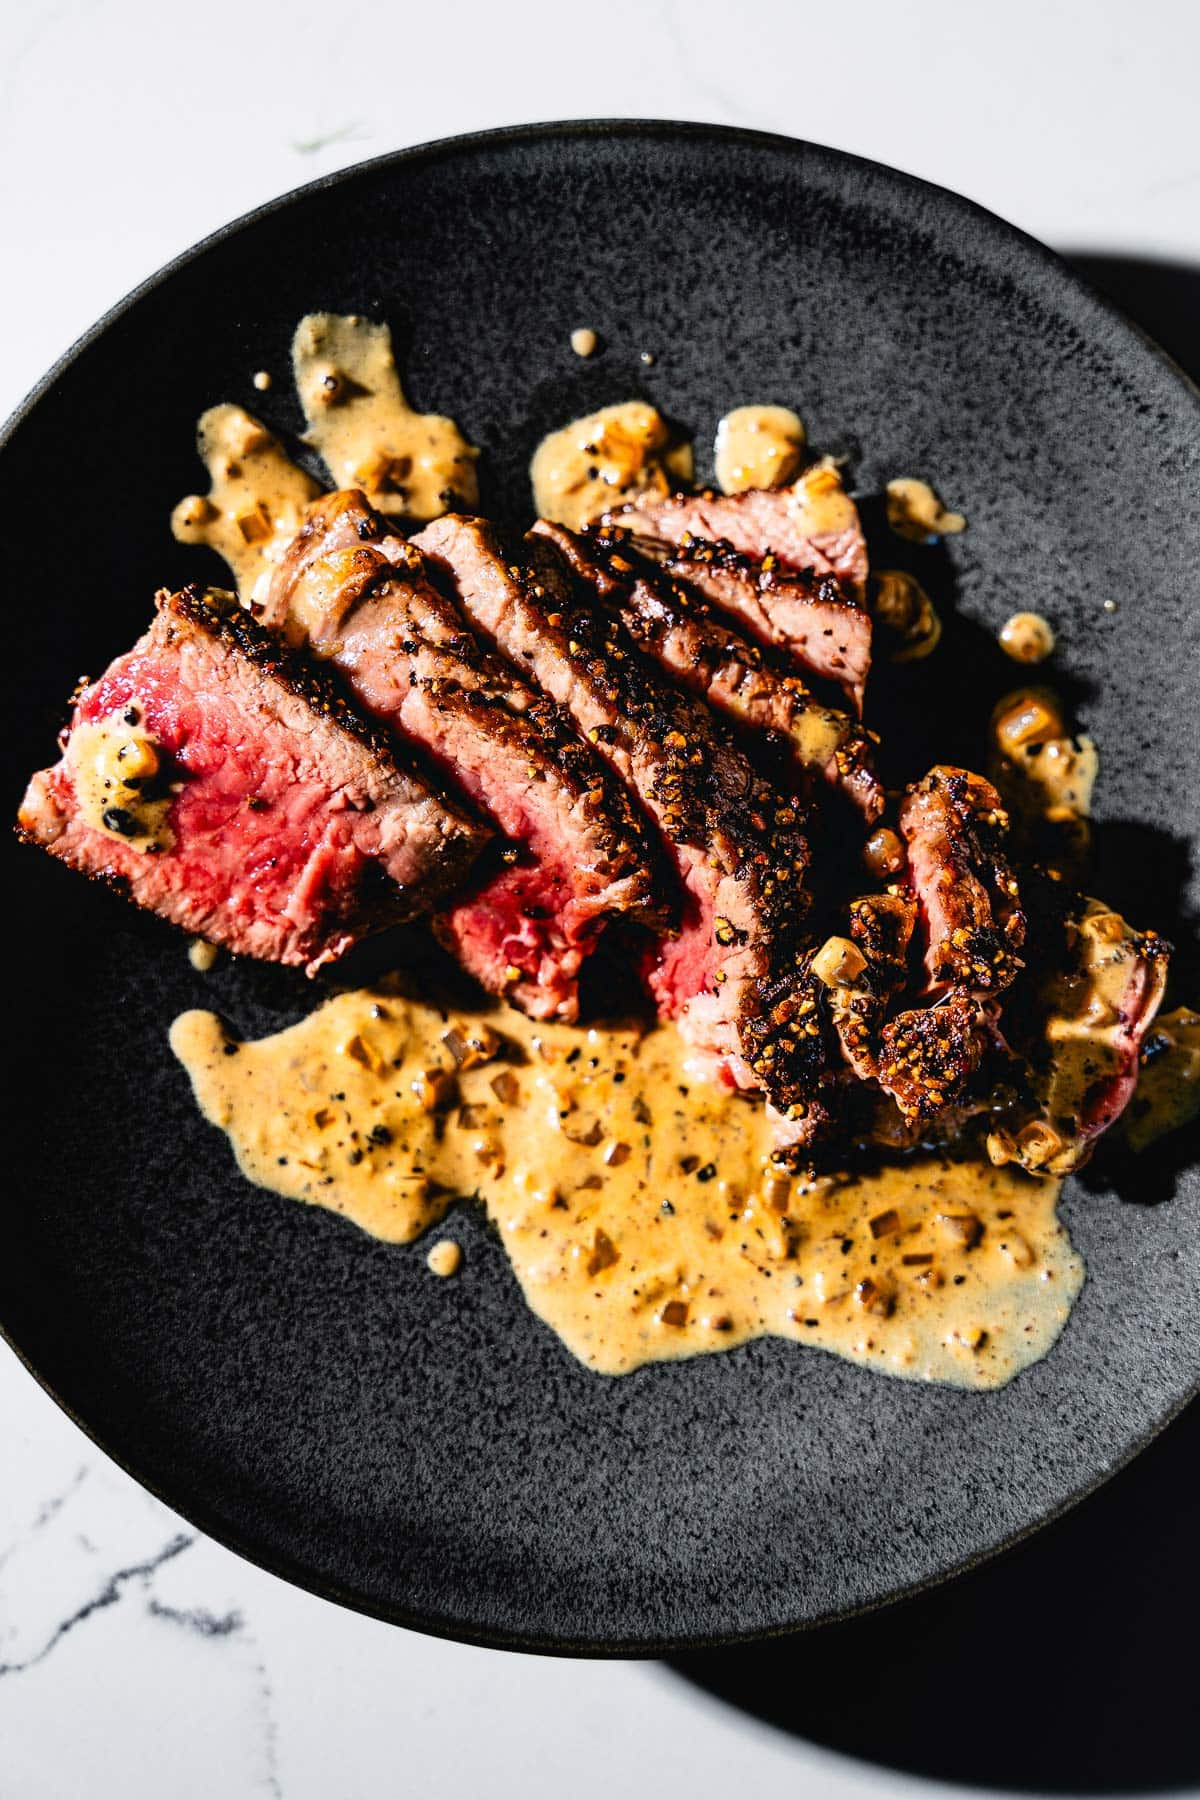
171, 990, 1082, 1387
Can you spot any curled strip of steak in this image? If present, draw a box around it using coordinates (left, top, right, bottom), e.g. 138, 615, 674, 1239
991, 896, 1170, 1174
572, 526, 884, 821
17, 586, 486, 972
816, 887, 995, 1123
262, 491, 667, 1021
415, 512, 831, 1139
899, 766, 1025, 995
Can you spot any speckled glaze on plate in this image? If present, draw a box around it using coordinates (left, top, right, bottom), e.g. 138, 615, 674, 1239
2, 122, 1198, 1653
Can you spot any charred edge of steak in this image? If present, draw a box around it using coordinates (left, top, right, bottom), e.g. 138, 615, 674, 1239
580, 523, 883, 818
162, 583, 464, 794
293, 499, 668, 925
741, 946, 835, 1123
849, 892, 918, 998
527, 522, 724, 848
533, 524, 813, 924
877, 988, 991, 1122
660, 533, 858, 618
527, 525, 830, 1116
901, 766, 1026, 994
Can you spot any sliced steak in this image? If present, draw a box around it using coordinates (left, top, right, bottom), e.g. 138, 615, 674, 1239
415, 512, 832, 1140
876, 988, 996, 1123
262, 491, 666, 1021
568, 525, 884, 821
627, 535, 872, 714
899, 766, 1025, 995
17, 586, 486, 972
611, 462, 870, 600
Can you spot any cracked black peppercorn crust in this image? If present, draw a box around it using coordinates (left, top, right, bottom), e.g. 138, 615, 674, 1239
262, 490, 669, 1020
416, 511, 835, 1138
900, 765, 1026, 994
571, 524, 884, 821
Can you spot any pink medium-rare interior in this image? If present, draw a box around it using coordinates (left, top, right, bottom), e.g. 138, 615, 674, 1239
30, 647, 383, 967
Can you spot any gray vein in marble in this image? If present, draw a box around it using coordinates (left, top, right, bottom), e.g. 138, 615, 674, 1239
147, 1597, 244, 1638
0, 1464, 90, 1574
0, 1532, 194, 1677
292, 121, 366, 156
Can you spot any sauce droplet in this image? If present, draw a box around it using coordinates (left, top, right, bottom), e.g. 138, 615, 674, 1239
999, 612, 1055, 664
714, 405, 805, 494
570, 327, 598, 358
885, 477, 966, 542
426, 1239, 463, 1278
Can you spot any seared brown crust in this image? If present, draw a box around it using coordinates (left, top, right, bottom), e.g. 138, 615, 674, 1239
900, 766, 1025, 994
263, 492, 669, 1016
531, 520, 828, 1120
417, 512, 831, 1129
627, 533, 873, 713
849, 892, 918, 995
877, 988, 993, 1122
822, 893, 918, 1087
167, 584, 452, 777
572, 525, 884, 821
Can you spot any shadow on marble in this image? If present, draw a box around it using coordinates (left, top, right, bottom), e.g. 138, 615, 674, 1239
667, 254, 1200, 1798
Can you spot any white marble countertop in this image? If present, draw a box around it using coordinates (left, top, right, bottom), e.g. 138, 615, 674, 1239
3, 2, 1198, 1795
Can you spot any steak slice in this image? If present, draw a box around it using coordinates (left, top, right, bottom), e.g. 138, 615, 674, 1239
567, 525, 884, 822
614, 526, 872, 714
876, 989, 996, 1123
899, 767, 1025, 995
262, 492, 666, 1020
610, 462, 870, 599
17, 586, 486, 972
415, 512, 831, 1139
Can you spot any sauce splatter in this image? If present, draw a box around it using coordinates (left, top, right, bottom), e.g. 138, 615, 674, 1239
171, 404, 320, 603
886, 477, 966, 542
531, 401, 693, 529
426, 1239, 463, 1278
714, 405, 805, 494
292, 312, 478, 523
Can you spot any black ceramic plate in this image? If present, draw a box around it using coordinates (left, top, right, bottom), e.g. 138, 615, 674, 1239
3, 123, 1198, 1654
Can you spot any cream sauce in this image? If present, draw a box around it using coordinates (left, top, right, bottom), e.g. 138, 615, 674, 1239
1000, 612, 1055, 664
171, 404, 321, 602
988, 902, 1166, 1175
292, 313, 478, 523
873, 569, 942, 661
990, 686, 1097, 873
886, 477, 966, 543
530, 401, 694, 529
714, 405, 806, 494
1126, 1008, 1200, 1152
66, 717, 174, 853
170, 989, 1082, 1387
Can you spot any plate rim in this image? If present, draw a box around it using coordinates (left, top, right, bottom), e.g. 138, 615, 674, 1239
3, 117, 1198, 1656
